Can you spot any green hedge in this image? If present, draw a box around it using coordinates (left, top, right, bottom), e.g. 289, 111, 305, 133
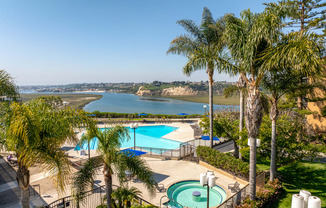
196, 146, 250, 180
91, 111, 202, 119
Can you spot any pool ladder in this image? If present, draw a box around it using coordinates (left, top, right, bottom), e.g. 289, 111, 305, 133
160, 195, 184, 208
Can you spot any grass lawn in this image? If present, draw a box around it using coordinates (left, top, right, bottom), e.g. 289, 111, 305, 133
271, 161, 326, 208
162, 94, 240, 105
21, 93, 103, 109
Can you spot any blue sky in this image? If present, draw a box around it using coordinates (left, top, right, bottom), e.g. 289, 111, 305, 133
0, 0, 273, 85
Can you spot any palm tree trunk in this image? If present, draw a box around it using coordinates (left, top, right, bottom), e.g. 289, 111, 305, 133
237, 73, 246, 159
104, 164, 113, 208
17, 163, 30, 208
245, 84, 263, 201
270, 98, 278, 181
233, 141, 239, 158
239, 90, 244, 159
208, 72, 214, 148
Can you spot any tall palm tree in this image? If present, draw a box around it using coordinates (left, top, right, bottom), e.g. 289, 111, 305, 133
226, 3, 324, 198
167, 7, 234, 148
261, 31, 325, 181
72, 126, 156, 208
224, 6, 288, 200
1, 99, 94, 208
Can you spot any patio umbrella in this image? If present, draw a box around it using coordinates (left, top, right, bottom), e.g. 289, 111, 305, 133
138, 113, 148, 116
120, 148, 147, 157
201, 135, 219, 141
177, 113, 189, 116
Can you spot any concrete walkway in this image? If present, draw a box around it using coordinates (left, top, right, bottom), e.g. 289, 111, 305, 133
0, 157, 47, 208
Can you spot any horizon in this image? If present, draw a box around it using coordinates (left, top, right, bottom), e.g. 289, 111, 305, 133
18, 79, 236, 87
0, 0, 273, 85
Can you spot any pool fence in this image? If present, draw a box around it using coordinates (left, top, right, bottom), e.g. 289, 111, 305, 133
45, 185, 153, 208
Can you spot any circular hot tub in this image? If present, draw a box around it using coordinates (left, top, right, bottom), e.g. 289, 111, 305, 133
166, 180, 227, 208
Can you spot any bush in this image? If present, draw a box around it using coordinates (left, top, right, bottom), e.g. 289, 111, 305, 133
236, 179, 284, 208
196, 146, 250, 180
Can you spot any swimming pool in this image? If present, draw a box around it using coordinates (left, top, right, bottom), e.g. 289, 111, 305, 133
166, 180, 227, 208
75, 125, 181, 151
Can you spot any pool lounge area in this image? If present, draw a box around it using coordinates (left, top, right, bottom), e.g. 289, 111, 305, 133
74, 125, 181, 151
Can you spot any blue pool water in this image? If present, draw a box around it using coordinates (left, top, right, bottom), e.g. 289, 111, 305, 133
75, 125, 181, 151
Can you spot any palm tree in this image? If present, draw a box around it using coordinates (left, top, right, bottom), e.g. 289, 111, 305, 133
261, 31, 325, 181
72, 126, 156, 208
2, 99, 94, 208
224, 6, 288, 200
226, 3, 324, 198
111, 186, 142, 208
167, 7, 234, 148
0, 70, 20, 102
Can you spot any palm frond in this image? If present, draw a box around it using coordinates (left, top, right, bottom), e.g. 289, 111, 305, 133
118, 154, 156, 197
176, 19, 203, 40
72, 157, 101, 205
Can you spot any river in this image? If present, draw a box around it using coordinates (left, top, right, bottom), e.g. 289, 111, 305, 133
20, 91, 239, 114
83, 92, 238, 114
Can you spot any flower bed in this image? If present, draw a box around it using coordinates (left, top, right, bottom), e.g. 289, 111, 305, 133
237, 179, 284, 208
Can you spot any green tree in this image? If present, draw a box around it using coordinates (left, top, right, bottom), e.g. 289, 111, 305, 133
261, 69, 301, 181
36, 95, 63, 108
258, 113, 320, 167
0, 70, 20, 102
199, 111, 243, 157
72, 126, 156, 208
1, 99, 94, 208
167, 7, 234, 148
285, 0, 326, 37
281, 0, 326, 109
224, 6, 287, 199
111, 186, 142, 208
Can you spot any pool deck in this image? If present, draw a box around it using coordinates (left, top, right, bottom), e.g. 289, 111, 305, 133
0, 122, 248, 207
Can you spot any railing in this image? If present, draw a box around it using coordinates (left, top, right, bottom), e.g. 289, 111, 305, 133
134, 146, 181, 159
134, 137, 225, 160
217, 172, 266, 208
217, 184, 249, 208
29, 184, 41, 198
46, 185, 153, 208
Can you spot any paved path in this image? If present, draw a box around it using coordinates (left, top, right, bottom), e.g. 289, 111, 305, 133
213, 140, 235, 153
0, 157, 47, 208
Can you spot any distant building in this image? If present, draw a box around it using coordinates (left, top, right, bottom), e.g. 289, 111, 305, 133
307, 70, 326, 133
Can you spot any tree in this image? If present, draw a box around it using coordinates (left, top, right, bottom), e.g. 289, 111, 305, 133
167, 7, 234, 148
36, 95, 63, 108
224, 6, 288, 199
261, 68, 300, 181
72, 126, 156, 208
261, 29, 325, 180
285, 0, 326, 37
111, 186, 142, 208
282, 0, 326, 109
199, 111, 243, 157
1, 99, 94, 208
0, 70, 20, 102
258, 113, 320, 167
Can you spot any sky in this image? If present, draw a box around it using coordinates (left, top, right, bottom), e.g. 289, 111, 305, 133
0, 0, 274, 86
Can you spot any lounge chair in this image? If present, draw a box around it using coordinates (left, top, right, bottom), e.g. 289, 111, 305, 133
156, 183, 166, 192
228, 181, 240, 193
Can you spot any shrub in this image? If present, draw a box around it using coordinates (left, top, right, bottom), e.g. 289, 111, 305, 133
196, 146, 250, 180
236, 179, 284, 208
